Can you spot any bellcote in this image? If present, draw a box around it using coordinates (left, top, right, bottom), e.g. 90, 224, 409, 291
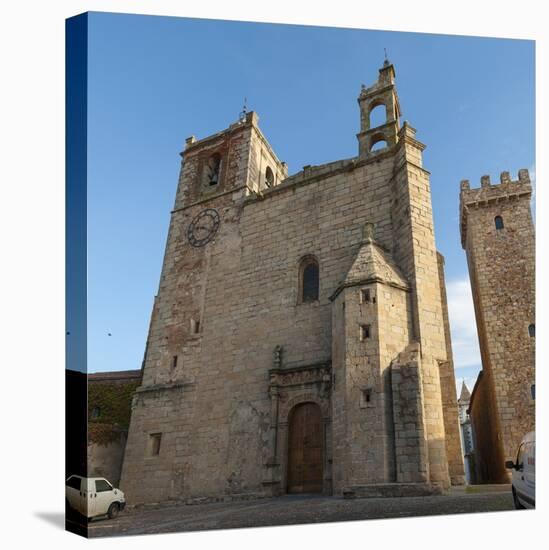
357, 60, 401, 158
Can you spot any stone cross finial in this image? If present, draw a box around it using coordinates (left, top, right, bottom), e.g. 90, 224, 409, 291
362, 222, 375, 243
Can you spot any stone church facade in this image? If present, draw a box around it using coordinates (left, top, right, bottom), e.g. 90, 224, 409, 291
120, 61, 464, 505
460, 170, 535, 483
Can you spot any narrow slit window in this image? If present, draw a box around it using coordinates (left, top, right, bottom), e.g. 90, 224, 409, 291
171, 355, 178, 369
190, 318, 201, 334
265, 166, 274, 187
360, 388, 373, 408
149, 433, 162, 457
360, 324, 371, 340
528, 324, 535, 337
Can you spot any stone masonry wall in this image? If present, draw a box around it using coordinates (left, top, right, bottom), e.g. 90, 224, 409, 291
391, 123, 451, 487
391, 343, 428, 483
436, 253, 466, 485
375, 282, 413, 481
468, 371, 507, 483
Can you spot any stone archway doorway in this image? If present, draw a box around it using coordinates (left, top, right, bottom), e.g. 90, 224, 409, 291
287, 402, 323, 493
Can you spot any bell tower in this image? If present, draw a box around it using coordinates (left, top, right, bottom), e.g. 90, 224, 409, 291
357, 59, 401, 157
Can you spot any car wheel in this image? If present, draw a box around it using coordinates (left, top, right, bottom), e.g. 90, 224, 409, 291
107, 502, 120, 519
512, 487, 525, 510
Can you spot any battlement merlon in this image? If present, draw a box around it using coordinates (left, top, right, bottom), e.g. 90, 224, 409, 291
459, 169, 532, 248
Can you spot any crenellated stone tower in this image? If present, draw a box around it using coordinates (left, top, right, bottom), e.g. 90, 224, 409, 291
120, 61, 464, 505
460, 170, 535, 482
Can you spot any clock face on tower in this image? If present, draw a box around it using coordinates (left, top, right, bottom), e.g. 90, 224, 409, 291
187, 208, 220, 247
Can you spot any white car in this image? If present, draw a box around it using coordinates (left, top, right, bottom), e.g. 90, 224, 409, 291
505, 431, 535, 509
66, 475, 126, 520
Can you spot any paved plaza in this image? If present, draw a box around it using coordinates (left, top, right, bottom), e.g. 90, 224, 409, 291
84, 487, 517, 538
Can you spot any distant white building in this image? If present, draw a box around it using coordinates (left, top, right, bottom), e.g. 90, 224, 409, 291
457, 381, 474, 483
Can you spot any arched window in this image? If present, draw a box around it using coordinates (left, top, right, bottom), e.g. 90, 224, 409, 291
370, 136, 388, 152
299, 256, 319, 303
495, 216, 504, 230
203, 153, 222, 187
265, 166, 274, 188
369, 103, 386, 128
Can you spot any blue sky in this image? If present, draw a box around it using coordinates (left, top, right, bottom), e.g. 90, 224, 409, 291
85, 12, 535, 394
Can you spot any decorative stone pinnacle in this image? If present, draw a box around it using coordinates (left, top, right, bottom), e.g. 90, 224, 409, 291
273, 345, 283, 369
362, 222, 375, 243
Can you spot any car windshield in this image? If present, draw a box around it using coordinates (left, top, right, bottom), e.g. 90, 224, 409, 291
66, 476, 81, 490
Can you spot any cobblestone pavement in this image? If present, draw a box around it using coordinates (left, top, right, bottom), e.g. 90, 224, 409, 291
87, 488, 516, 538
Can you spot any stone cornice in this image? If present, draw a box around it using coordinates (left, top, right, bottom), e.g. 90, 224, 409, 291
180, 121, 250, 157
358, 83, 394, 102
329, 276, 410, 302
268, 360, 331, 376
171, 185, 247, 213
356, 120, 399, 138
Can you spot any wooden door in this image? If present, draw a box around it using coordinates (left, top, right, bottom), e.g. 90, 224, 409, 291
287, 402, 323, 493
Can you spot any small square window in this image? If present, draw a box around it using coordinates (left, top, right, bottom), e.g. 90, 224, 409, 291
360, 324, 371, 340
149, 433, 162, 457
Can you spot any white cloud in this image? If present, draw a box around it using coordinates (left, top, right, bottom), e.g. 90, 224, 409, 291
529, 164, 536, 219
446, 277, 483, 396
